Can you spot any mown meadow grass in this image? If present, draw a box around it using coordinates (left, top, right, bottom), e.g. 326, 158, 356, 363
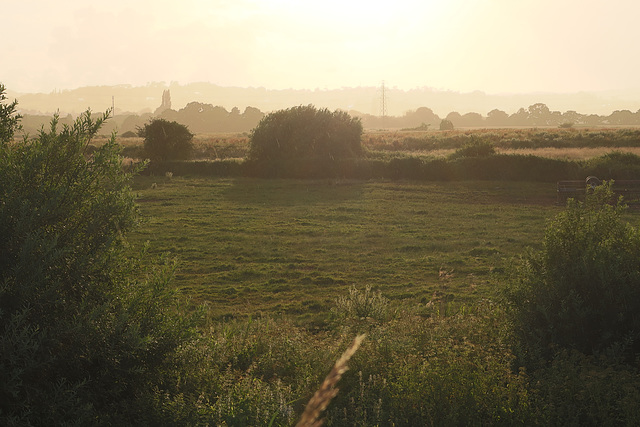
130, 176, 560, 325
126, 168, 640, 425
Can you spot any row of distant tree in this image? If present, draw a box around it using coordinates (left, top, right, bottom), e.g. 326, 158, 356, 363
356, 103, 640, 129
111, 103, 265, 135
17, 102, 266, 136
16, 102, 640, 136
157, 102, 265, 133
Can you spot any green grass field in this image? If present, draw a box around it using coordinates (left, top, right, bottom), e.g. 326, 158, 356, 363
130, 176, 562, 324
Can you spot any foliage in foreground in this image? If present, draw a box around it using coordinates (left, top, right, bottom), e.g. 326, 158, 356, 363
0, 96, 197, 425
501, 183, 640, 425
504, 183, 640, 368
150, 300, 534, 426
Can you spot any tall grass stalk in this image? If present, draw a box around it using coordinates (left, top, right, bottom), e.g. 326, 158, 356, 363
296, 335, 365, 427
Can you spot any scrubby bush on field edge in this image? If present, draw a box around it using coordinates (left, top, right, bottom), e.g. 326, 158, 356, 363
502, 182, 640, 425
583, 150, 640, 179
138, 118, 194, 162
504, 183, 640, 367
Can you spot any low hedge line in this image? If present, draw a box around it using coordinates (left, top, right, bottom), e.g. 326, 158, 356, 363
141, 152, 640, 182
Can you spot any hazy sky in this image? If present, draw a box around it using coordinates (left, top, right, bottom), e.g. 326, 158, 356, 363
4, 0, 640, 95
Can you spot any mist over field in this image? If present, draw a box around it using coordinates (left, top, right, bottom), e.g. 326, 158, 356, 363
5, 1, 640, 119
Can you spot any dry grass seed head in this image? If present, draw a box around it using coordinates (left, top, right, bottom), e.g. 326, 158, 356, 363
296, 334, 365, 427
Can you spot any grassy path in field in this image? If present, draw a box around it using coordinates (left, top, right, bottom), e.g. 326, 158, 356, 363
131, 177, 560, 324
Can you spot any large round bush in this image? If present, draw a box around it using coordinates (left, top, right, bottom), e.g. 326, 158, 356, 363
138, 118, 194, 162
248, 105, 363, 161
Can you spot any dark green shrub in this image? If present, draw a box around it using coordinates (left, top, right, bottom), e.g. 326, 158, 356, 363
138, 118, 194, 162
450, 154, 578, 181
0, 98, 198, 424
532, 350, 640, 425
583, 151, 640, 180
504, 182, 640, 368
387, 156, 425, 180
248, 105, 363, 162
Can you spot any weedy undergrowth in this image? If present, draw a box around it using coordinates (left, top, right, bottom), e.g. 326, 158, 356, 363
332, 285, 394, 324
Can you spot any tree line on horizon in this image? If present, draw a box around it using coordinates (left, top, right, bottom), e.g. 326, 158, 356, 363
15, 101, 640, 136
357, 103, 640, 129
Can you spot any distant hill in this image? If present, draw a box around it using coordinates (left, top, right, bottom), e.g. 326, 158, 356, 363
7, 82, 640, 118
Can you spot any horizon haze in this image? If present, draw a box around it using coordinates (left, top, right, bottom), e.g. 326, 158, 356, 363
4, 0, 640, 116
7, 82, 640, 120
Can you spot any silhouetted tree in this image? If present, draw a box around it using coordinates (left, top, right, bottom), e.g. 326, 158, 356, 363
486, 109, 509, 126
401, 107, 440, 128
445, 112, 462, 127
585, 114, 604, 126
243, 106, 264, 123
528, 103, 552, 126
176, 102, 225, 133
439, 119, 454, 130
608, 110, 636, 125
562, 110, 583, 126
240, 106, 265, 132
138, 118, 194, 162
120, 113, 150, 134
509, 108, 530, 126
460, 112, 484, 127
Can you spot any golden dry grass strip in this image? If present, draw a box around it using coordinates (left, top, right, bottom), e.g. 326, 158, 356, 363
497, 146, 640, 160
